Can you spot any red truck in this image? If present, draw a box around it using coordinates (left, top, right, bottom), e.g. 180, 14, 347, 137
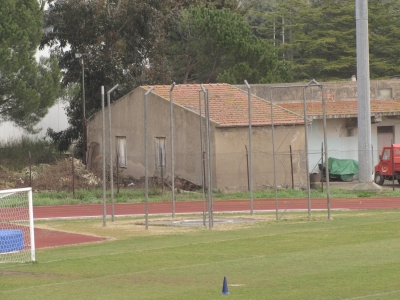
374, 144, 400, 185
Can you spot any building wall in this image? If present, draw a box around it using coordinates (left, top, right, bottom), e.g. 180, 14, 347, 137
235, 79, 400, 103
87, 87, 307, 191
87, 88, 215, 187
0, 102, 69, 143
307, 116, 400, 180
214, 125, 306, 191
307, 119, 359, 176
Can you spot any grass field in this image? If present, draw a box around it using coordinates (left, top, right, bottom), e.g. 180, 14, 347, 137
1, 210, 400, 299
32, 186, 400, 206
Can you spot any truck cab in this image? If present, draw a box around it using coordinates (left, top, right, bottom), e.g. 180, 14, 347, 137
374, 144, 400, 185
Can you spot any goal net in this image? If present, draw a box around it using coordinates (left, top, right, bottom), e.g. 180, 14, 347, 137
0, 187, 35, 263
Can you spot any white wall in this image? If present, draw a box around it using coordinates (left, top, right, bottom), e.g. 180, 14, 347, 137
308, 119, 359, 170
307, 117, 400, 177
0, 45, 69, 143
307, 119, 373, 177
0, 101, 69, 143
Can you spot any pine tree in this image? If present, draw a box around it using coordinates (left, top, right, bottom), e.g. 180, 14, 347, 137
0, 0, 60, 132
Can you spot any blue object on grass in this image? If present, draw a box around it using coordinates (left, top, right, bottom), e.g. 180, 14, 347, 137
0, 230, 24, 253
221, 276, 230, 295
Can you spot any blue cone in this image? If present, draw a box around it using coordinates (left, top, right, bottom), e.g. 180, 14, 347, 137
221, 276, 230, 295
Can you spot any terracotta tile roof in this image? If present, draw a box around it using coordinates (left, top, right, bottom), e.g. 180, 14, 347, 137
142, 84, 304, 127
278, 99, 400, 118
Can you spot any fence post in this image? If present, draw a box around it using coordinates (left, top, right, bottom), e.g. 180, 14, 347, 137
161, 151, 164, 195
28, 151, 32, 188
290, 145, 294, 189
72, 148, 75, 197
245, 145, 250, 191
244, 80, 253, 215
101, 85, 106, 227
144, 86, 156, 230
116, 153, 120, 194
199, 90, 206, 227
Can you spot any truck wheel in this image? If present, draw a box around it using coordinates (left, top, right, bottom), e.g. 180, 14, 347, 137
374, 172, 384, 185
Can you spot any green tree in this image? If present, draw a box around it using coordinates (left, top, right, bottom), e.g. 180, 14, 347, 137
245, 0, 278, 40
369, 0, 400, 78
249, 0, 400, 81
167, 6, 289, 84
178, 0, 248, 12
292, 0, 356, 80
41, 0, 174, 152
0, 0, 61, 132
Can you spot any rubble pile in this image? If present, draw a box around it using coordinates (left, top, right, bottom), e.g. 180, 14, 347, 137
1, 158, 201, 192
0, 158, 102, 191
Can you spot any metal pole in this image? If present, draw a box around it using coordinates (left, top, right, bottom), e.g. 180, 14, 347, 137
199, 90, 206, 227
170, 83, 176, 217
321, 142, 324, 193
321, 85, 331, 220
244, 80, 253, 215
371, 144, 374, 175
144, 86, 155, 230
245, 145, 250, 191
201, 84, 213, 229
107, 84, 119, 222
392, 143, 395, 191
356, 0, 373, 183
302, 87, 311, 217
82, 58, 85, 123
72, 148, 75, 197
290, 145, 294, 189
116, 153, 120, 194
161, 151, 164, 194
269, 88, 279, 221
29, 151, 32, 187
101, 86, 106, 227
203, 152, 207, 200
206, 90, 213, 229
303, 88, 311, 217
82, 57, 87, 165
28, 188, 35, 262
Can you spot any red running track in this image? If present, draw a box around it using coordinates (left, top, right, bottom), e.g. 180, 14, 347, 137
29, 197, 400, 249
33, 197, 400, 220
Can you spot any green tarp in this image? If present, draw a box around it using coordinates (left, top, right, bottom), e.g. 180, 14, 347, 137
326, 157, 359, 182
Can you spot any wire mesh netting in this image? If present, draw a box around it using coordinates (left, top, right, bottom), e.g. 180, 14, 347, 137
0, 188, 34, 263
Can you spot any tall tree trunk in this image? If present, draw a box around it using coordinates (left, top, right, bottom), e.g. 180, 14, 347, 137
183, 56, 192, 84
206, 53, 219, 83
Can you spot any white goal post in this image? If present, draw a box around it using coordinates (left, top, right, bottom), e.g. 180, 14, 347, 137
0, 187, 35, 263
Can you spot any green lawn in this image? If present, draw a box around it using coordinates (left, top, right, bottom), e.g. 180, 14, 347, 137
32, 187, 400, 206
1, 210, 400, 299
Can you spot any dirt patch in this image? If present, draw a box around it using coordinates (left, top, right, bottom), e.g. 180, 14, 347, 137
0, 271, 62, 277
32, 214, 274, 241
34, 227, 107, 249
138, 217, 260, 227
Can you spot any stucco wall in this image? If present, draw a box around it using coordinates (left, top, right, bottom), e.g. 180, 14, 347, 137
235, 79, 400, 103
214, 125, 306, 191
0, 101, 69, 143
307, 119, 359, 175
307, 116, 400, 179
87, 87, 308, 191
87, 88, 214, 187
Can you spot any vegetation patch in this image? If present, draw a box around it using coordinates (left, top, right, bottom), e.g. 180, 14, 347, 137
2, 210, 400, 300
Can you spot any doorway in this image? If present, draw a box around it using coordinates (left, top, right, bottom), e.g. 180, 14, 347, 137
377, 126, 394, 152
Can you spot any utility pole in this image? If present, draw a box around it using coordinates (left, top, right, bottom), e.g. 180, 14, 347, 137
355, 0, 374, 188
75, 53, 89, 165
